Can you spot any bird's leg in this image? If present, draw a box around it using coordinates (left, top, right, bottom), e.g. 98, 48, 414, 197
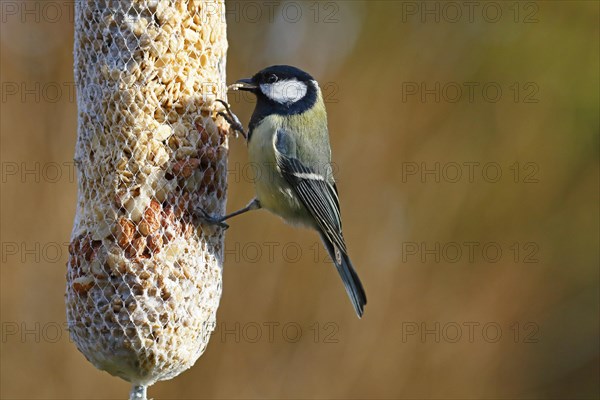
220, 198, 261, 221
196, 198, 261, 229
216, 99, 247, 139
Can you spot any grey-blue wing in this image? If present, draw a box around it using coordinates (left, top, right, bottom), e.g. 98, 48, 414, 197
275, 145, 347, 255
274, 130, 366, 317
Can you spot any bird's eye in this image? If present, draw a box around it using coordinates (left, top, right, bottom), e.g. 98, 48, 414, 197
267, 74, 278, 84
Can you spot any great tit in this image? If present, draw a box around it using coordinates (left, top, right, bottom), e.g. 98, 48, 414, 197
207, 65, 367, 318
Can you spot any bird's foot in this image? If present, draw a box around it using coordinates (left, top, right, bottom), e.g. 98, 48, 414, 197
216, 99, 247, 139
195, 206, 229, 230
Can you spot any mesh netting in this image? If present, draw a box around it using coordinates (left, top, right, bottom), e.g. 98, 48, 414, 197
66, 0, 229, 386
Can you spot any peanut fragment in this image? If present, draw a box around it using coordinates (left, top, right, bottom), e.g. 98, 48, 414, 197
172, 158, 200, 178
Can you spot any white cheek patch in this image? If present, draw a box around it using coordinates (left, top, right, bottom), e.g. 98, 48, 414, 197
260, 79, 308, 104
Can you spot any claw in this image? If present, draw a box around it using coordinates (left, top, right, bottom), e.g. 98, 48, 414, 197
216, 99, 247, 139
195, 207, 229, 230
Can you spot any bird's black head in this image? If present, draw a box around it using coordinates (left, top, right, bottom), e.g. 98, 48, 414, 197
233, 65, 319, 118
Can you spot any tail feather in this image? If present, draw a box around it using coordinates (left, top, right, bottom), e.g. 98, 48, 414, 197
320, 233, 367, 318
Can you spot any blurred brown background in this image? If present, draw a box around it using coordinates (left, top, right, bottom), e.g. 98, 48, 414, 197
1, 1, 598, 399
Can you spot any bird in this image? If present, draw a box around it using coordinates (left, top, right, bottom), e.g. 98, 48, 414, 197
204, 65, 367, 318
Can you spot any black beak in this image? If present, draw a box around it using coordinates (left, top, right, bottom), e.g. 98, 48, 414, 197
231, 78, 257, 92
